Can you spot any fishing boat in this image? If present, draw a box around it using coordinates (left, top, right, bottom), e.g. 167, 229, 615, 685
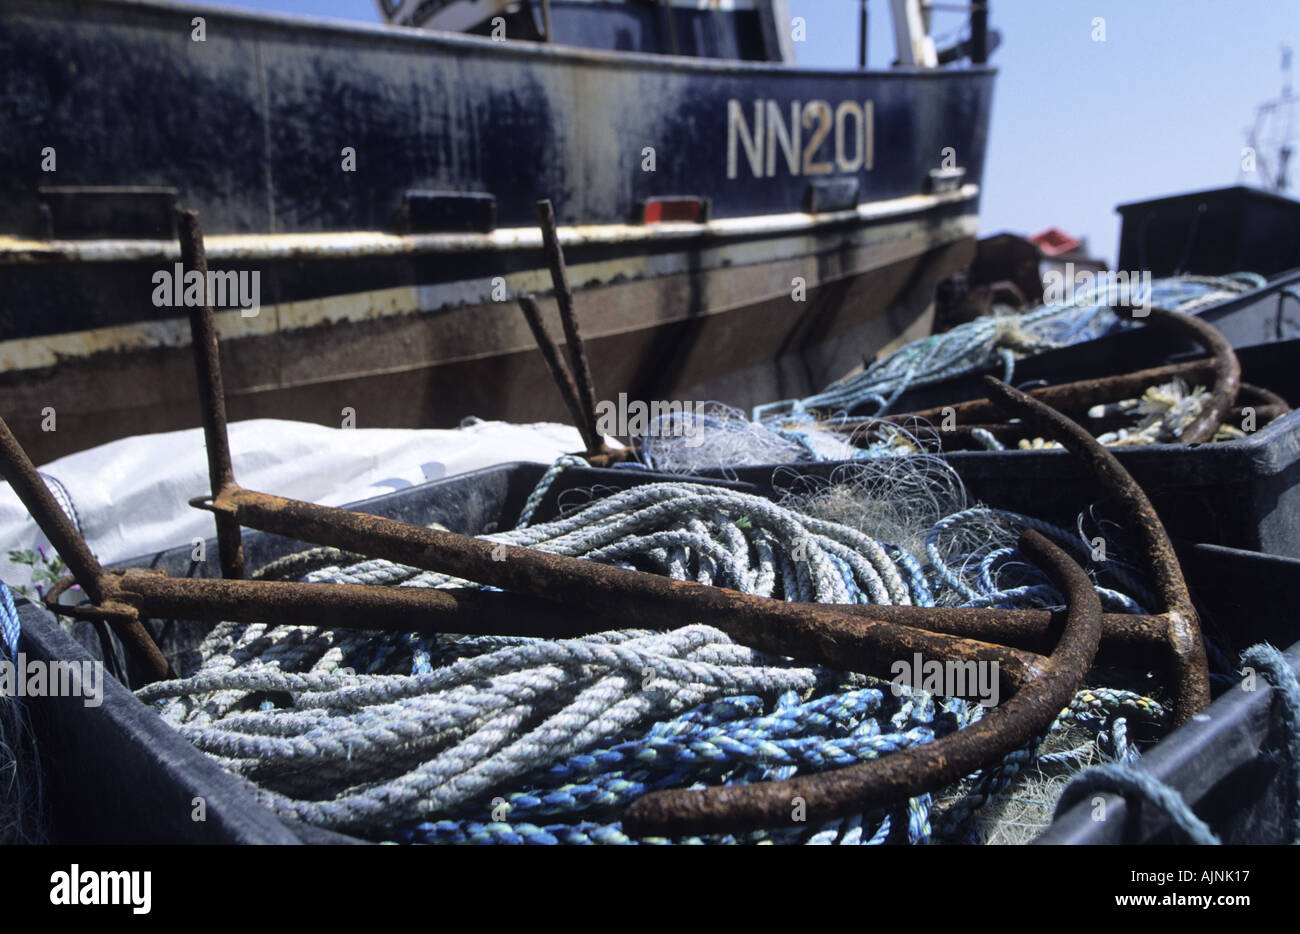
0, 0, 996, 464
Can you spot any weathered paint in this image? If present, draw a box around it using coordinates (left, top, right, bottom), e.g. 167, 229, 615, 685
0, 209, 977, 371
0, 0, 992, 239
0, 220, 976, 463
0, 0, 993, 461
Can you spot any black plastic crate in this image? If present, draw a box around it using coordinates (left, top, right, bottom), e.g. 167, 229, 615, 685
1116, 186, 1300, 279
719, 340, 1300, 557
16, 606, 359, 844
15, 461, 1298, 843
948, 338, 1300, 556
17, 463, 549, 844
1037, 543, 1300, 845
1196, 267, 1300, 347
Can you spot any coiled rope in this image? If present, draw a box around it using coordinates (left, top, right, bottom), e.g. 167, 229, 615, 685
139, 466, 1187, 844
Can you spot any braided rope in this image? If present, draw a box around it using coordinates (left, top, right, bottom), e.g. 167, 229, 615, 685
1055, 763, 1220, 845
1239, 643, 1300, 843
0, 582, 18, 658
140, 471, 1184, 844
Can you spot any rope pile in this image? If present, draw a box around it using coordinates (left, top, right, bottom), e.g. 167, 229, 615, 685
137, 458, 1205, 844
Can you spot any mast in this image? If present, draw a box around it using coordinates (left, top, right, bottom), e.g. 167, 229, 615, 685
1246, 44, 1296, 192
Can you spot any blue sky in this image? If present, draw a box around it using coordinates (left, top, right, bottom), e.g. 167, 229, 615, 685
207, 0, 1295, 263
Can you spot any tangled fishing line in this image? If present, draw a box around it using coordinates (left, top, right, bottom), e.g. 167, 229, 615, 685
134, 451, 1202, 844
752, 273, 1266, 422
637, 402, 869, 476
625, 276, 1270, 473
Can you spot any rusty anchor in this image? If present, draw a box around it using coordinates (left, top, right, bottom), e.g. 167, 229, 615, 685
0, 209, 1213, 838
834, 304, 1284, 451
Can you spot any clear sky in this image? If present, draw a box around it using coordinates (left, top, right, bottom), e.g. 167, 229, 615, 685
204, 0, 1295, 263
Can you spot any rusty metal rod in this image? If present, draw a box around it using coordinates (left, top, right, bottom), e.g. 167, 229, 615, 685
983, 375, 1209, 724
110, 573, 598, 639
0, 413, 172, 679
836, 602, 1167, 656
44, 559, 1168, 667
1140, 307, 1239, 443
194, 486, 1047, 689
535, 199, 602, 445
178, 209, 245, 580
622, 528, 1100, 836
0, 417, 105, 602
517, 294, 601, 453
866, 360, 1215, 429
1239, 381, 1290, 411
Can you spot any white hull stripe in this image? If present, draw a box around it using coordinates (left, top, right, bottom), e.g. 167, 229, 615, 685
0, 211, 978, 373
0, 185, 978, 264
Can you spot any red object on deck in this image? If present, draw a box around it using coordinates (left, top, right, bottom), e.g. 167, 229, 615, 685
1030, 227, 1083, 256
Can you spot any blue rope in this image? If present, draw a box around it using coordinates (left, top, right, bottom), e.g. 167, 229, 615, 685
0, 578, 44, 845
1055, 763, 1220, 844
390, 688, 943, 844
1239, 643, 1300, 843
0, 581, 18, 660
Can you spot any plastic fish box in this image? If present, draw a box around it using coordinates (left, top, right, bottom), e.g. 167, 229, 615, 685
16, 602, 359, 844
1116, 186, 1300, 280
14, 462, 1295, 843
1037, 543, 1300, 845
7, 456, 1038, 842
1195, 267, 1300, 347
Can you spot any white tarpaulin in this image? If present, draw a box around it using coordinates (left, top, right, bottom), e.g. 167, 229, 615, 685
0, 418, 585, 590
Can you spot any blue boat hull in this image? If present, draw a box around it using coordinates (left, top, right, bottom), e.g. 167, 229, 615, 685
0, 0, 994, 461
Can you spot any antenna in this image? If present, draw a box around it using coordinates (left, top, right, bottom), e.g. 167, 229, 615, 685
1280, 43, 1294, 191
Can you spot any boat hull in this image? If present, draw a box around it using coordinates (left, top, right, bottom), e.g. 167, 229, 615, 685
1, 202, 975, 463
0, 0, 992, 462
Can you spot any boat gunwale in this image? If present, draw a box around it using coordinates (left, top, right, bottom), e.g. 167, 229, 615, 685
0, 185, 980, 264
16, 0, 999, 81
